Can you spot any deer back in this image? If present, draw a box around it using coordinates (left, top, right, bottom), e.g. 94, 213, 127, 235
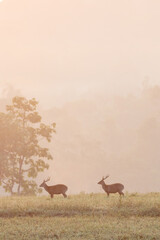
48, 184, 68, 194
106, 183, 124, 193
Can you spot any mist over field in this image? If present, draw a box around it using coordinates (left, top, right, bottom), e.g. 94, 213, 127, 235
1, 0, 160, 195
0, 84, 160, 194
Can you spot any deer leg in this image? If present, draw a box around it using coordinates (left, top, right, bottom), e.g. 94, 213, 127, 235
62, 193, 67, 198
107, 192, 109, 197
119, 191, 124, 197
50, 194, 54, 198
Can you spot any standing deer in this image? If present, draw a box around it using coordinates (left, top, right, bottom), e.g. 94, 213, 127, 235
39, 178, 68, 198
98, 175, 124, 197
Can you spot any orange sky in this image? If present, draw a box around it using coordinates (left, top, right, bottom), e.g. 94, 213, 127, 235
0, 0, 160, 106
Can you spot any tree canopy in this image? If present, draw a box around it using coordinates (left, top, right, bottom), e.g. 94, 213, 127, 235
0, 96, 56, 195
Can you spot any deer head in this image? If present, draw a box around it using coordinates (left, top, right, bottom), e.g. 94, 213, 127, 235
39, 177, 50, 187
97, 175, 109, 185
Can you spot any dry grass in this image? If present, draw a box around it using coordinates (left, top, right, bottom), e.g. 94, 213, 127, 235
0, 193, 160, 239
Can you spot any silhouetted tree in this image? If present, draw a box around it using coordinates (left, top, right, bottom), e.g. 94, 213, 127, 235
0, 96, 56, 195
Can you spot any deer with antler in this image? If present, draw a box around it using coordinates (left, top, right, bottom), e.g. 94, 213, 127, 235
39, 178, 68, 198
98, 175, 124, 197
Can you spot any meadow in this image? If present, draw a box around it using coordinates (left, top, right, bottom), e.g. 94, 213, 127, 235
0, 193, 160, 240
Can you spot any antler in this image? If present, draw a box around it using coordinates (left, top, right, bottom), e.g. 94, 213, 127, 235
103, 175, 109, 180
44, 177, 50, 183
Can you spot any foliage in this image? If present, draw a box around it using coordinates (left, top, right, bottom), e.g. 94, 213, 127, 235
0, 96, 56, 195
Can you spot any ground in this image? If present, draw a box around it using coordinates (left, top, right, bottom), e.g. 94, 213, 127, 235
0, 193, 160, 240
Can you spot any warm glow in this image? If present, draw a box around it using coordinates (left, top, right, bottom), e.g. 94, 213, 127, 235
0, 0, 160, 194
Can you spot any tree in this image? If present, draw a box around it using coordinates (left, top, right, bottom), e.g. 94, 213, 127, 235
0, 96, 56, 195
0, 112, 21, 191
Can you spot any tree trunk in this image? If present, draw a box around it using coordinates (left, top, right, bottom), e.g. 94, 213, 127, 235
17, 157, 24, 195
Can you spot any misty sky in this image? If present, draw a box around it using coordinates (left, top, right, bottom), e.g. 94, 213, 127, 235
1, 1, 160, 194
1, 0, 160, 107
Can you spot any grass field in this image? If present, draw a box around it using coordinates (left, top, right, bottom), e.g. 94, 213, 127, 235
0, 193, 160, 240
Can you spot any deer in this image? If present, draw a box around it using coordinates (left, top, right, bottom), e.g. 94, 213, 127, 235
98, 175, 124, 197
39, 178, 68, 198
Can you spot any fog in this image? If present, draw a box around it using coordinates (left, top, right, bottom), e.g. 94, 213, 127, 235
0, 0, 160, 194
1, 84, 160, 194
1, 0, 160, 106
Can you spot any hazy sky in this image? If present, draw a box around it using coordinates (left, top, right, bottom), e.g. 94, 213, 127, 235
1, 1, 160, 194
1, 0, 160, 106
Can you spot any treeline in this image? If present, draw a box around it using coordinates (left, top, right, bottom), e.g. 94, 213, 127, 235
42, 84, 160, 193
1, 84, 160, 194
